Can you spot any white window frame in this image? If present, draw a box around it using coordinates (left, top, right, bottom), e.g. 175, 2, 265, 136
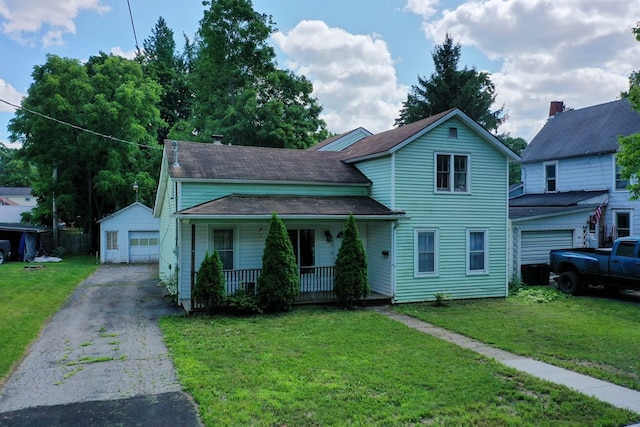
544, 161, 558, 193
466, 228, 489, 275
614, 211, 632, 239
434, 153, 470, 193
414, 229, 438, 277
614, 157, 630, 191
208, 225, 238, 270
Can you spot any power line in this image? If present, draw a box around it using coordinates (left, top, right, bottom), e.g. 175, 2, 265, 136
0, 97, 161, 150
127, 0, 141, 55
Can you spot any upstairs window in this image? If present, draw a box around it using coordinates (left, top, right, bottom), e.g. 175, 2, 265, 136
615, 162, 629, 190
544, 162, 557, 192
448, 127, 458, 138
436, 153, 469, 193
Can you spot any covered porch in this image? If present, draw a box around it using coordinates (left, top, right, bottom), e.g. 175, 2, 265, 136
176, 194, 404, 311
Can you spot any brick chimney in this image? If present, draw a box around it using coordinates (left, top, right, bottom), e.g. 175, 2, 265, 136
548, 101, 564, 118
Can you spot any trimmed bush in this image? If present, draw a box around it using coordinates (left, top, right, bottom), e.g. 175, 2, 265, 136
226, 289, 262, 315
193, 251, 226, 314
334, 214, 369, 306
257, 213, 300, 312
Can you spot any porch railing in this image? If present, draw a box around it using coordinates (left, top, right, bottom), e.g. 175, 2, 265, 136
191, 266, 336, 308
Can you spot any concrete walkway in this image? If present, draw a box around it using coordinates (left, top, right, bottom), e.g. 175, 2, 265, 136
0, 264, 202, 426
374, 307, 640, 417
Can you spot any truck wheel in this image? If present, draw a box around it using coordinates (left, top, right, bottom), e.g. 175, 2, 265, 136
558, 271, 582, 295
0, 250, 4, 265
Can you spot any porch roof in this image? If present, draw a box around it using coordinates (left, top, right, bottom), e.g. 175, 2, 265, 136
176, 194, 405, 219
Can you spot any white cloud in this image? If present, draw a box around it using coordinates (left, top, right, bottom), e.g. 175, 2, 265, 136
0, 78, 22, 113
403, 0, 440, 18
0, 0, 109, 46
416, 0, 640, 141
110, 46, 137, 60
272, 20, 408, 134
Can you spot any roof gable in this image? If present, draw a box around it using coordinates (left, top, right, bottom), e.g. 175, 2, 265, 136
164, 141, 370, 185
98, 202, 153, 223
521, 99, 640, 164
307, 127, 373, 152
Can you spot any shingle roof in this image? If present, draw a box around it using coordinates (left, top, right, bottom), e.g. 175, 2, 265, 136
177, 194, 404, 217
520, 99, 640, 164
509, 190, 607, 220
0, 187, 32, 196
165, 141, 371, 184
339, 109, 455, 161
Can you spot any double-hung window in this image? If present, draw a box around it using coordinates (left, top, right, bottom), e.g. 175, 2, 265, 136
414, 229, 438, 276
544, 162, 557, 192
615, 162, 630, 191
210, 228, 234, 270
436, 153, 469, 192
467, 229, 488, 274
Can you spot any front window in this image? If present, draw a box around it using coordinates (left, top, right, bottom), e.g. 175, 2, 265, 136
545, 162, 557, 192
288, 229, 315, 272
467, 229, 488, 274
211, 229, 234, 270
615, 162, 629, 190
436, 153, 469, 192
415, 229, 438, 276
615, 212, 631, 239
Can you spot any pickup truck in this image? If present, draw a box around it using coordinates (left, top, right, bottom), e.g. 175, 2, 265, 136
0, 240, 10, 264
550, 237, 640, 295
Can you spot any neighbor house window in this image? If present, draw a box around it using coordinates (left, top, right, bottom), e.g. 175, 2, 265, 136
106, 231, 118, 251
615, 162, 629, 190
544, 162, 557, 192
448, 127, 458, 138
288, 229, 315, 272
436, 153, 469, 192
210, 228, 234, 270
467, 229, 488, 274
615, 212, 631, 239
414, 229, 438, 276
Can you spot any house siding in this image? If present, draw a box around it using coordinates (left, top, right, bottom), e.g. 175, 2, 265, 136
180, 182, 368, 210
366, 222, 393, 296
390, 117, 509, 302
523, 154, 613, 194
158, 180, 178, 285
354, 157, 393, 208
99, 203, 159, 264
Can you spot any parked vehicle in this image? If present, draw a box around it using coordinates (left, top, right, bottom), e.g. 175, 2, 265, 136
0, 240, 10, 264
550, 237, 640, 295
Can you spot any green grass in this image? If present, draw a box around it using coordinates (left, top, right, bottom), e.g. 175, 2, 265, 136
0, 256, 99, 383
394, 286, 640, 391
160, 307, 639, 426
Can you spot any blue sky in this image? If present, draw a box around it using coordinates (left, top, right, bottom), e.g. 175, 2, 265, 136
1, 0, 639, 147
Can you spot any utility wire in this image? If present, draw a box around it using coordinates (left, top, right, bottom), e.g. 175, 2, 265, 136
0, 97, 160, 150
127, 0, 141, 55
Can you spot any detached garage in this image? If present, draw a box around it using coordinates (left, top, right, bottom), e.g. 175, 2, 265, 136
98, 202, 160, 264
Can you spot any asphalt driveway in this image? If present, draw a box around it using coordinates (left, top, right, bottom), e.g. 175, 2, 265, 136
0, 264, 202, 426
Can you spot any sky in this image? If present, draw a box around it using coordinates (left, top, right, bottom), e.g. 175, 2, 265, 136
0, 0, 639, 148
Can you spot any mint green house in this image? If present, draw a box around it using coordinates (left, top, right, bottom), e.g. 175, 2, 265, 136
154, 108, 519, 311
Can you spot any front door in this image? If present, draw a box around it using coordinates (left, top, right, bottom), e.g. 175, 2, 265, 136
105, 231, 119, 263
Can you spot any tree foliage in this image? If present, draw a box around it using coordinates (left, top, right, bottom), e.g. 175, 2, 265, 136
396, 34, 505, 131
0, 143, 35, 187
8, 54, 163, 239
188, 0, 328, 148
617, 22, 640, 199
193, 251, 227, 313
257, 213, 300, 312
498, 134, 528, 185
334, 214, 369, 306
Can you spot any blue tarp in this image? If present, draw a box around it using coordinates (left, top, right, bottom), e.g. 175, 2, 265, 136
18, 232, 39, 261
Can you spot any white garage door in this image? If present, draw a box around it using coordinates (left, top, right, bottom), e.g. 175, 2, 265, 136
521, 230, 574, 265
129, 231, 159, 263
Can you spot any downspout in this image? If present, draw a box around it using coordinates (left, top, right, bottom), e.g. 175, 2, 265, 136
391, 152, 397, 302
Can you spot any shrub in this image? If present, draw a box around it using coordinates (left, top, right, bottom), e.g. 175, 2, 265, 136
193, 251, 226, 314
257, 213, 300, 312
226, 289, 262, 315
334, 214, 369, 307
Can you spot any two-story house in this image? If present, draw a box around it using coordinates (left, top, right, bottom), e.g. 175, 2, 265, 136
154, 108, 519, 311
510, 99, 640, 277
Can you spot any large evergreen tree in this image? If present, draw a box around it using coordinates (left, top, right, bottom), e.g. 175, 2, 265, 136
334, 214, 369, 306
9, 54, 163, 244
189, 0, 327, 148
193, 251, 227, 313
396, 34, 505, 131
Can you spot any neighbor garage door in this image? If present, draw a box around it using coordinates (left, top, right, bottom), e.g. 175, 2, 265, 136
129, 231, 159, 263
521, 230, 574, 265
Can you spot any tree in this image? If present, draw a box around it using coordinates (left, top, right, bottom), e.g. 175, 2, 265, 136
9, 54, 163, 245
193, 251, 227, 313
334, 214, 369, 307
188, 0, 328, 148
137, 17, 193, 145
396, 34, 505, 132
0, 143, 35, 187
257, 213, 300, 312
616, 22, 640, 199
498, 134, 528, 185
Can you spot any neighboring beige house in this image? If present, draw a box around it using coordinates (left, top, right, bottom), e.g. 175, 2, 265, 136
0, 187, 36, 207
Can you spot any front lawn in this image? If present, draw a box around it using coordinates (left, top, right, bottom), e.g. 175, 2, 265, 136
0, 256, 99, 383
160, 307, 638, 426
394, 287, 640, 391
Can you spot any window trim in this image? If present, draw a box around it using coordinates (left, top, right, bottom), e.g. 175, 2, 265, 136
614, 157, 630, 191
544, 161, 558, 193
414, 228, 439, 277
466, 228, 489, 275
434, 152, 470, 194
614, 211, 632, 239
208, 225, 238, 270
